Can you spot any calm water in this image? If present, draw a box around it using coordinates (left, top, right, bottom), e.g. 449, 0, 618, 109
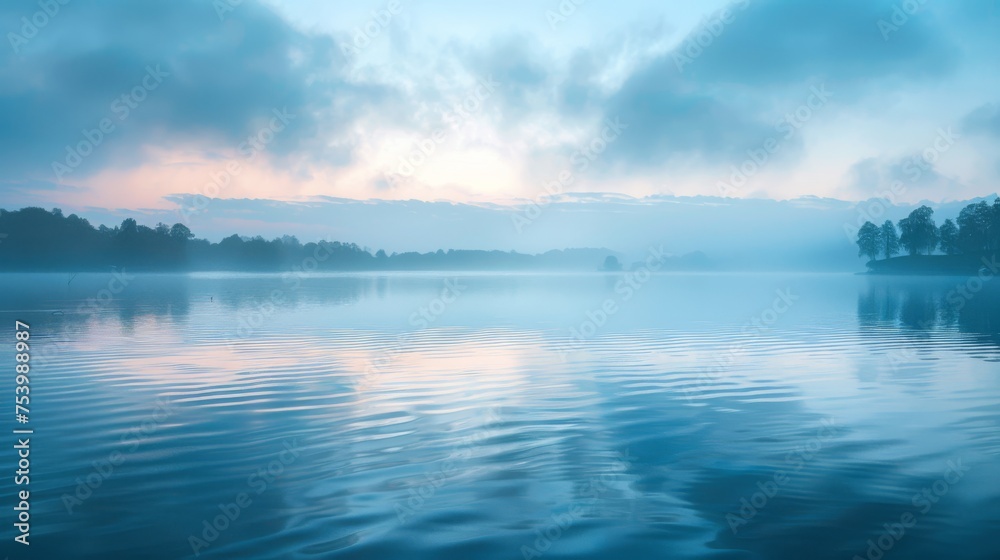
1, 271, 998, 559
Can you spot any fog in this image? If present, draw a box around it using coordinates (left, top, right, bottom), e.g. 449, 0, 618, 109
60, 193, 993, 272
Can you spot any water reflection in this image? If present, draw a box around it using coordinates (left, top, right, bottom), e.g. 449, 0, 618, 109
858, 275, 1000, 351
0, 272, 997, 559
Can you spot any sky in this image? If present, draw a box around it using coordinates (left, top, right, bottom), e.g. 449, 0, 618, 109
2, 0, 1000, 221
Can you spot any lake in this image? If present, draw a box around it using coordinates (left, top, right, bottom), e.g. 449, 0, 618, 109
1, 271, 998, 559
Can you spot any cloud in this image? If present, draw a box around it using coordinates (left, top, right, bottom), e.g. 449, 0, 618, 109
0, 0, 993, 207
584, 0, 959, 167
460, 36, 549, 119
0, 0, 394, 184
680, 0, 956, 87
841, 154, 965, 202
962, 103, 1000, 138
602, 67, 778, 165
0, 178, 85, 208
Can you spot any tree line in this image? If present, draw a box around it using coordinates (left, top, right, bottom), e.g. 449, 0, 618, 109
0, 207, 620, 271
856, 198, 1000, 262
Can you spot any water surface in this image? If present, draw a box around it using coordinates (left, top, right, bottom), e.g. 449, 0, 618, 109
1, 272, 998, 559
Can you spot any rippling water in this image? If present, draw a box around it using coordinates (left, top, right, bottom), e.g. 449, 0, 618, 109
1, 271, 998, 559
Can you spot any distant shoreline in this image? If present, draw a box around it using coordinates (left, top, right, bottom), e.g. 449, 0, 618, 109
0, 207, 716, 274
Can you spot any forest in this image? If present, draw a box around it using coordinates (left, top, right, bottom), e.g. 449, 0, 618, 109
0, 207, 629, 272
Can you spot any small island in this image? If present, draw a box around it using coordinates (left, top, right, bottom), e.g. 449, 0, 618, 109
856, 199, 1000, 275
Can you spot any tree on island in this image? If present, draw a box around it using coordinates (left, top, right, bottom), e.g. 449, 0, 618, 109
880, 220, 900, 260
856, 198, 1000, 270
939, 218, 959, 255
993, 198, 1000, 253
956, 199, 1000, 254
856, 221, 882, 262
601, 255, 623, 271
898, 205, 938, 255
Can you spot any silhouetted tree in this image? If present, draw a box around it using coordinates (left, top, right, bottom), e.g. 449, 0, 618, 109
939, 218, 959, 255
119, 218, 138, 236
957, 200, 992, 254
170, 223, 194, 241
881, 220, 900, 260
990, 198, 1000, 254
898, 206, 938, 255
857, 221, 882, 262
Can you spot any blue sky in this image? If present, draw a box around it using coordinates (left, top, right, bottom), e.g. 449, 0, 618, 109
2, 0, 1000, 214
